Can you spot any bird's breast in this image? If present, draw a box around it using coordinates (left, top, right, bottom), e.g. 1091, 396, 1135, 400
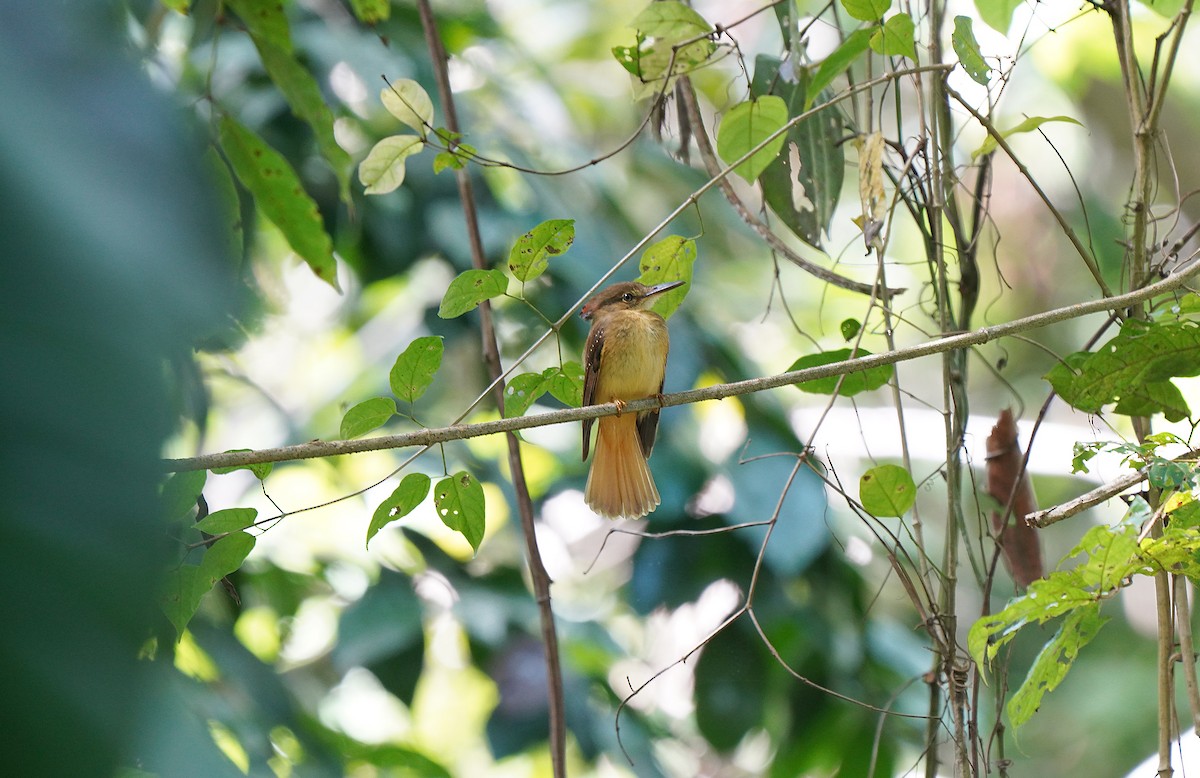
595, 311, 670, 401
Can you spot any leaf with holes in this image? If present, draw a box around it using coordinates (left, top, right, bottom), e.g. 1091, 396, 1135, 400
790, 348, 893, 396
367, 473, 431, 547
434, 472, 486, 553
340, 397, 397, 439
508, 219, 575, 282
389, 336, 444, 403
381, 81, 434, 137
438, 269, 509, 318
359, 135, 423, 195
859, 464, 916, 517
716, 96, 789, 183
1008, 604, 1108, 729
971, 115, 1082, 159
952, 16, 990, 85
636, 236, 695, 320
504, 372, 551, 418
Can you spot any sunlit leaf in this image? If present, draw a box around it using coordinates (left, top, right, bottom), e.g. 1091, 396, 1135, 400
632, 0, 713, 38
806, 29, 873, 109
841, 0, 892, 20
194, 508, 259, 535
789, 348, 893, 396
859, 464, 916, 517
437, 269, 509, 318
434, 472, 486, 553
162, 0, 191, 12
348, 0, 390, 23
1007, 604, 1107, 729
870, 13, 917, 60
359, 135, 423, 195
971, 115, 1083, 159
340, 397, 397, 439
952, 16, 990, 85
381, 81, 434, 137
389, 336, 445, 403
507, 219, 575, 282
636, 236, 695, 319
1142, 0, 1187, 17
975, 0, 1024, 33
218, 116, 339, 290
225, 0, 292, 53
716, 96, 789, 183
504, 372, 551, 418
211, 450, 273, 480
367, 473, 431, 547
547, 362, 586, 408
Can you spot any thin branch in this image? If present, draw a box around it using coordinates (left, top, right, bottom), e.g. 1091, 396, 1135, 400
165, 254, 1200, 473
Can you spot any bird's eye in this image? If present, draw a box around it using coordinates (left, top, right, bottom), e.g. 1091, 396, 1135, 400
621, 292, 635, 302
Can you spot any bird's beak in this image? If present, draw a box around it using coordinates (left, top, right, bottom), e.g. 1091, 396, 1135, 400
642, 280, 686, 299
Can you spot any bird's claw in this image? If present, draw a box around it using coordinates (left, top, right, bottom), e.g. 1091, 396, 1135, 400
613, 399, 626, 416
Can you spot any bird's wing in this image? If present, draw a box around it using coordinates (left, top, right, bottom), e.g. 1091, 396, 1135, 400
581, 321, 605, 461
636, 377, 663, 459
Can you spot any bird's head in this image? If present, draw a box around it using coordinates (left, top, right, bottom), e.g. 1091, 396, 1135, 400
580, 280, 685, 320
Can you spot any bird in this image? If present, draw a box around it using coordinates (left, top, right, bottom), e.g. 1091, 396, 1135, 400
580, 280, 685, 519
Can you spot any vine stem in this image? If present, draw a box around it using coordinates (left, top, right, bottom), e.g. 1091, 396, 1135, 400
414, 2, 566, 774
164, 253, 1200, 474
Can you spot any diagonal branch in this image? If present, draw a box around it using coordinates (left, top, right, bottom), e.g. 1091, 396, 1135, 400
165, 254, 1200, 473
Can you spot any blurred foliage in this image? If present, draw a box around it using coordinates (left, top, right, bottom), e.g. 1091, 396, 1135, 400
6, 0, 1200, 776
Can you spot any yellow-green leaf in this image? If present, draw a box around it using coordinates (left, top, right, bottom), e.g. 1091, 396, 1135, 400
210, 450, 273, 480
504, 372, 551, 418
359, 135, 423, 195
971, 115, 1083, 159
438, 269, 508, 318
636, 236, 695, 319
218, 116, 339, 290
952, 16, 990, 85
340, 397, 397, 439
805, 29, 873, 110
367, 473, 430, 547
507, 219, 575, 283
859, 464, 916, 517
716, 96, 789, 183
841, 0, 892, 22
870, 13, 917, 60
225, 0, 292, 53
348, 0, 390, 23
381, 81, 434, 137
434, 472, 486, 553
194, 507, 259, 535
389, 336, 444, 403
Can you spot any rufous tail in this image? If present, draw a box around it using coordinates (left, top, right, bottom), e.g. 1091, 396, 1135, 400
585, 414, 660, 519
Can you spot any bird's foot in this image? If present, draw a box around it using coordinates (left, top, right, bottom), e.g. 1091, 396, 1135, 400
613, 398, 626, 416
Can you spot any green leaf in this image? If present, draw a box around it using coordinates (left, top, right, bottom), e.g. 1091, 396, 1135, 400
952, 16, 990, 85
162, 470, 207, 521
367, 473, 431, 547
252, 34, 353, 203
716, 96, 789, 183
870, 13, 917, 60
225, 0, 293, 53
841, 0, 892, 20
789, 348, 893, 396
975, 0, 1024, 33
348, 0, 390, 23
806, 29, 873, 109
636, 235, 696, 319
1045, 321, 1200, 421
162, 0, 192, 12
434, 472, 486, 553
859, 464, 916, 517
971, 115, 1083, 159
433, 149, 469, 173
359, 135, 423, 195
504, 372, 551, 418
381, 81, 434, 137
218, 116, 339, 290
752, 56, 844, 249
1008, 604, 1108, 729
547, 362, 586, 407
389, 336, 445, 403
1142, 0, 1187, 16
507, 219, 575, 283
340, 396, 397, 439
201, 531, 257, 581
631, 0, 714, 38
161, 531, 256, 639
211, 450, 274, 480
194, 507, 259, 535
438, 269, 509, 318
840, 318, 862, 340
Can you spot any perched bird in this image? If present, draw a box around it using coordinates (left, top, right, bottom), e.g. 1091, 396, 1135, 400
580, 280, 684, 519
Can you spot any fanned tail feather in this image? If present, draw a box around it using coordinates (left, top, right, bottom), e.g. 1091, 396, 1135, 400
585, 414, 660, 519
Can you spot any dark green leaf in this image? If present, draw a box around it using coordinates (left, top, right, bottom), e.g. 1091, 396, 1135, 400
162, 470, 207, 521
636, 236, 696, 319
218, 116, 339, 290
806, 29, 873, 109
333, 570, 424, 705
547, 362, 586, 407
367, 473, 431, 547
952, 16, 990, 85
504, 372, 551, 418
716, 96, 789, 183
694, 625, 766, 751
841, 0, 892, 21
389, 336, 444, 403
507, 219, 575, 282
1147, 459, 1196, 490
753, 56, 844, 249
194, 507, 259, 535
211, 450, 273, 479
340, 396, 397, 439
251, 34, 353, 202
225, 0, 292, 53
789, 348, 893, 396
438, 268, 508, 318
1008, 604, 1107, 729
840, 318, 862, 340
434, 472, 486, 553
347, 0, 390, 23
870, 13, 917, 59
201, 531, 256, 581
859, 464, 916, 517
